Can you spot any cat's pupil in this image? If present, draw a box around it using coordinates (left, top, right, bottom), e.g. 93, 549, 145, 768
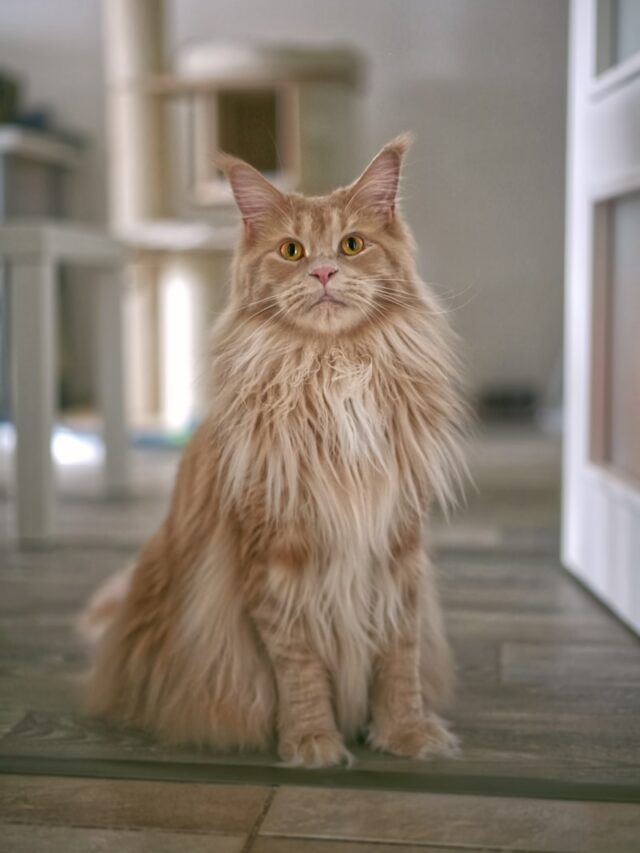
287, 243, 296, 256
348, 237, 357, 251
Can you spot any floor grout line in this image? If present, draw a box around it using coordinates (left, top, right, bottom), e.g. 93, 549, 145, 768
0, 818, 239, 839
238, 830, 582, 852
242, 786, 278, 853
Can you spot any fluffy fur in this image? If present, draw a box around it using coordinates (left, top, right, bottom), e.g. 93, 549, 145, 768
82, 134, 467, 767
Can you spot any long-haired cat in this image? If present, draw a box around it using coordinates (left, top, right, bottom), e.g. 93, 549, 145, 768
82, 134, 466, 767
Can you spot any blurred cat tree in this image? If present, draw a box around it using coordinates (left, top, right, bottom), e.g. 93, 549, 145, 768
103, 0, 364, 435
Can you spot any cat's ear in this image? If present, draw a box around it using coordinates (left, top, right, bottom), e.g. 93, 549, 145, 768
217, 153, 286, 235
347, 133, 412, 218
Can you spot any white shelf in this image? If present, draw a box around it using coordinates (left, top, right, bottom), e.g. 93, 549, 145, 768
0, 125, 82, 168
114, 219, 238, 252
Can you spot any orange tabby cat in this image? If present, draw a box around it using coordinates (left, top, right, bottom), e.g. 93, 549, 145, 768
82, 134, 466, 767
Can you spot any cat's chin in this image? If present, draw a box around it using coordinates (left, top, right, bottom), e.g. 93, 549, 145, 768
290, 302, 369, 336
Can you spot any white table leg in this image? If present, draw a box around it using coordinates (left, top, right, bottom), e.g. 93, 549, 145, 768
96, 269, 129, 495
9, 260, 56, 544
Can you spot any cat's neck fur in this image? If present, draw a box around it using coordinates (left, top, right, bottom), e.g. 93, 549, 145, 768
207, 287, 466, 539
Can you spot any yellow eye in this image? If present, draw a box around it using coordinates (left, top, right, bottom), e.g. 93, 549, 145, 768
340, 234, 365, 256
279, 239, 305, 261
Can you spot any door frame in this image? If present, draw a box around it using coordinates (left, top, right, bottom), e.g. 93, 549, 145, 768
563, 0, 640, 633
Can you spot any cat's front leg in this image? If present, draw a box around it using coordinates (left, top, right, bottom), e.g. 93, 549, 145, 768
368, 546, 459, 760
248, 569, 352, 768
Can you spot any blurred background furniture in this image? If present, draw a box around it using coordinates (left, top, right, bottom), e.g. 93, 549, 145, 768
103, 0, 364, 435
1, 221, 128, 544
0, 120, 84, 420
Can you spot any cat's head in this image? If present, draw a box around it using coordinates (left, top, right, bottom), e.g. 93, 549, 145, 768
219, 134, 416, 337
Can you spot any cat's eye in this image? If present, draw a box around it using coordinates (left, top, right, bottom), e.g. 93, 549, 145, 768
340, 234, 365, 256
279, 239, 305, 261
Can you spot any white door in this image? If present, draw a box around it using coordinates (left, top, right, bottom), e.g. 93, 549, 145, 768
564, 0, 640, 634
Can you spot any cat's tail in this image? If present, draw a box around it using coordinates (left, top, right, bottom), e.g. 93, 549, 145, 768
78, 566, 132, 644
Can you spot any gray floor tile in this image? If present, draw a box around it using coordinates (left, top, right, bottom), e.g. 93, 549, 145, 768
261, 787, 640, 852
0, 775, 271, 835
501, 643, 640, 685
1, 823, 245, 853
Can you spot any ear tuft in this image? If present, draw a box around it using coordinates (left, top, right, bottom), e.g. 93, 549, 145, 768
216, 153, 285, 233
347, 132, 413, 217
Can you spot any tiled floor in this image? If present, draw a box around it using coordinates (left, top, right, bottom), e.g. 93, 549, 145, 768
2, 777, 640, 852
1, 429, 639, 851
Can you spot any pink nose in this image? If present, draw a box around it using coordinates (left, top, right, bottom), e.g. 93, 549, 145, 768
310, 265, 338, 287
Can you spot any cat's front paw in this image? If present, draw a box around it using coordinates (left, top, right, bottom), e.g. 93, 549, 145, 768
278, 730, 353, 769
369, 713, 459, 760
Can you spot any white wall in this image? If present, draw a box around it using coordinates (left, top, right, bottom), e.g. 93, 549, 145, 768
0, 0, 568, 397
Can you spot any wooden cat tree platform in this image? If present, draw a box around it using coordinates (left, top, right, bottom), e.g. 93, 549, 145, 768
103, 0, 364, 434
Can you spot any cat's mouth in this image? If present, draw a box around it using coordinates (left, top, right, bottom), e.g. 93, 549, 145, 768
310, 292, 347, 309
